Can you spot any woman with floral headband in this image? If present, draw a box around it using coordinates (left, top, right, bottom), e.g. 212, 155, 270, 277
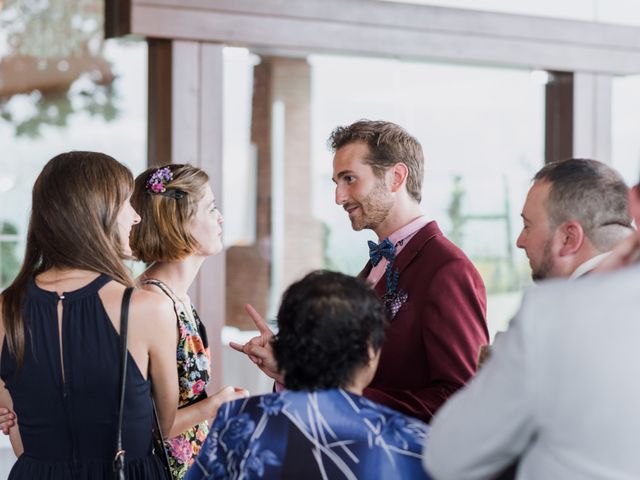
129, 164, 249, 479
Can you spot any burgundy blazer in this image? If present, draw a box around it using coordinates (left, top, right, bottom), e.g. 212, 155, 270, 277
361, 221, 488, 423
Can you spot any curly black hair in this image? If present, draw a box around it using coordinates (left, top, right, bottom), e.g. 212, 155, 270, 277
272, 270, 387, 391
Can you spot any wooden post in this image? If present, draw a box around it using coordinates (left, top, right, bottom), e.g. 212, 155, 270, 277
147, 39, 226, 391
147, 39, 172, 167
545, 71, 574, 163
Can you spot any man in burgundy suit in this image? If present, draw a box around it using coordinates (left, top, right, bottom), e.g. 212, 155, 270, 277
231, 120, 488, 423
329, 120, 488, 422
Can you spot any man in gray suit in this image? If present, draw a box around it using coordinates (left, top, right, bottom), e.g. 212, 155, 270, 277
424, 177, 640, 479
516, 158, 632, 280
477, 159, 634, 368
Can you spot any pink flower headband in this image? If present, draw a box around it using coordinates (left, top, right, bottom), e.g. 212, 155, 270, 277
145, 166, 185, 199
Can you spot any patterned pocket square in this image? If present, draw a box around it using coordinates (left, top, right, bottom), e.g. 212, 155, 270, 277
382, 290, 408, 320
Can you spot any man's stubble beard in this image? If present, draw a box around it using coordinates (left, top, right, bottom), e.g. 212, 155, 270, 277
350, 181, 394, 232
531, 237, 555, 282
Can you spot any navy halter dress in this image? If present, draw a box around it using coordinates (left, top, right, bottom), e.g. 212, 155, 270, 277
0, 274, 167, 479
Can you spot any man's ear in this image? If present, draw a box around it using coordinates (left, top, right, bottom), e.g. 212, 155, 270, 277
628, 186, 640, 226
557, 221, 584, 257
368, 346, 381, 367
389, 162, 409, 193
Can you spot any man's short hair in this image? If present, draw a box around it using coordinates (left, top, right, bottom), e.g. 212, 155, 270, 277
328, 120, 424, 203
272, 270, 386, 391
533, 158, 631, 251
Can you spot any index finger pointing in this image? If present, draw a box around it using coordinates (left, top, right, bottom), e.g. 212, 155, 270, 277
244, 304, 273, 336
229, 341, 246, 353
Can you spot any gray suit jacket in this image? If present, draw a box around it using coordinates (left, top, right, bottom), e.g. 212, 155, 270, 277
424, 263, 640, 480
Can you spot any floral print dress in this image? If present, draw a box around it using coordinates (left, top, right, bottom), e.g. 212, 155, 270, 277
143, 279, 211, 480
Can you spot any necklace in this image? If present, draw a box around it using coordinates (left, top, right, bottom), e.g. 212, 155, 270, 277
38, 269, 97, 298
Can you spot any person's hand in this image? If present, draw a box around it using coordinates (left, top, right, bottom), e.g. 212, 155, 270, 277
593, 232, 640, 274
213, 385, 250, 405
206, 385, 250, 419
229, 304, 283, 383
477, 344, 492, 370
0, 408, 16, 435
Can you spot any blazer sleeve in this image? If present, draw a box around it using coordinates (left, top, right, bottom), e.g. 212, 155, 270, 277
423, 300, 536, 480
365, 258, 488, 422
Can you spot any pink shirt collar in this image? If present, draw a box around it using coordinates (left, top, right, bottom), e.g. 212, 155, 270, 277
366, 216, 430, 287
384, 215, 431, 250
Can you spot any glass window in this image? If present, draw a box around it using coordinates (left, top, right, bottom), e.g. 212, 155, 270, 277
612, 75, 640, 187
0, 6, 147, 289
223, 47, 260, 247
310, 55, 545, 338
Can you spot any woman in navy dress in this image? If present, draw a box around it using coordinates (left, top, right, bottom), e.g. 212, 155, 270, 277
0, 151, 179, 479
186, 271, 431, 480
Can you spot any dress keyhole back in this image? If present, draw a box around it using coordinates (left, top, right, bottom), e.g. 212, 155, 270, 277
57, 295, 66, 385
0, 273, 166, 479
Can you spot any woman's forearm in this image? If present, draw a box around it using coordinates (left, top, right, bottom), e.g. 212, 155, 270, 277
9, 426, 23, 457
165, 386, 249, 439
165, 397, 216, 439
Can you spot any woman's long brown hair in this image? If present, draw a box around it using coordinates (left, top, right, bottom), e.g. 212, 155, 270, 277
2, 151, 135, 369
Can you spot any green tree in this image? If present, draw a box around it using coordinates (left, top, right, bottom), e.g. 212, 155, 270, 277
0, 0, 119, 138
447, 174, 466, 247
1, 221, 21, 288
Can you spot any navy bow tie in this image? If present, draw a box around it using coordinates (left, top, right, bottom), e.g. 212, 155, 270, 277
368, 238, 395, 266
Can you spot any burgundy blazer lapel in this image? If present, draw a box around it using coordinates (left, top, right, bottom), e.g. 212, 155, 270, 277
360, 221, 442, 296
392, 221, 442, 277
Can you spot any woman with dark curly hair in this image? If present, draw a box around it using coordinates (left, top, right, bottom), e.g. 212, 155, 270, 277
186, 270, 431, 480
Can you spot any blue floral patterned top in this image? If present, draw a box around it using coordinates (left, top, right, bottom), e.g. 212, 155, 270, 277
185, 389, 431, 480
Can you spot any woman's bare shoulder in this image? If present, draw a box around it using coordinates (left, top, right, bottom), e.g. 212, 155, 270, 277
130, 288, 176, 329
98, 280, 175, 331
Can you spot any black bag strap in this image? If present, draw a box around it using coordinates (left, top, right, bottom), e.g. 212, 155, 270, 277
152, 398, 174, 479
114, 286, 134, 480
